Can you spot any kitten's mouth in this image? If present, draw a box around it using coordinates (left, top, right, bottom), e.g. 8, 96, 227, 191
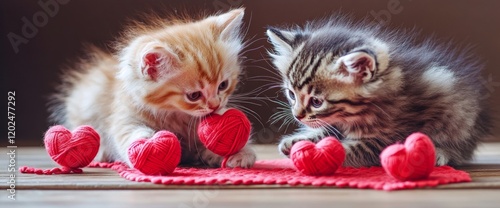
191, 110, 213, 117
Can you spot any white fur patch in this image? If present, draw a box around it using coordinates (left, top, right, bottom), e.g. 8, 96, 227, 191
266, 29, 294, 56
422, 66, 456, 91
271, 43, 306, 76
370, 39, 390, 73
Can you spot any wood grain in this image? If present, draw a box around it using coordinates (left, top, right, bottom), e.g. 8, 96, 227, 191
2, 144, 500, 207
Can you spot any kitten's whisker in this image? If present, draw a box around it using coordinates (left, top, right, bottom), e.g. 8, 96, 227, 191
230, 95, 267, 104
282, 116, 296, 133
242, 45, 266, 54
233, 86, 276, 98
259, 52, 280, 69
187, 116, 197, 153
273, 102, 290, 108
242, 36, 267, 51
238, 105, 262, 120
367, 101, 391, 118
231, 95, 271, 100
244, 57, 268, 63
238, 85, 283, 96
228, 104, 264, 127
268, 107, 296, 133
268, 99, 291, 108
233, 84, 281, 98
270, 112, 289, 125
229, 99, 262, 106
244, 79, 281, 86
240, 13, 259, 49
244, 75, 281, 83
194, 116, 209, 166
246, 64, 282, 79
317, 120, 344, 139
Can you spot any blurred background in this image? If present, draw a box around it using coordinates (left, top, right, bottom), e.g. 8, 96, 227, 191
1, 0, 500, 146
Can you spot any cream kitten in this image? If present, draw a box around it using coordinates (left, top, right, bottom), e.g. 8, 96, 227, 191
50, 9, 256, 169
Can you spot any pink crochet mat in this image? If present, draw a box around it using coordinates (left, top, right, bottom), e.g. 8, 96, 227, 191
83, 159, 470, 191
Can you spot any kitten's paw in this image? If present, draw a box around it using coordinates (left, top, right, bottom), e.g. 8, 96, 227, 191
435, 148, 449, 166
225, 147, 256, 168
279, 136, 313, 156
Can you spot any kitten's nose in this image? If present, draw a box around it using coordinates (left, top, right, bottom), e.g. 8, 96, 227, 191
207, 98, 220, 111
294, 114, 306, 120
208, 102, 220, 111
209, 105, 220, 111
294, 110, 306, 120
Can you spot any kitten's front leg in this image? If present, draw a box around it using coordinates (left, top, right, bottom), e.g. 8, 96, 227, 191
278, 127, 324, 156
342, 138, 390, 167
200, 144, 256, 168
198, 148, 222, 167
226, 144, 256, 168
435, 147, 450, 166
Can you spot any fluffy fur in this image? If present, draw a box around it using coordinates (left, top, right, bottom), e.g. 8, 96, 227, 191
50, 8, 256, 168
267, 16, 491, 167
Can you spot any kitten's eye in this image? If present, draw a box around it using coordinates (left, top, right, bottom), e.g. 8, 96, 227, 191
218, 80, 229, 91
288, 90, 295, 100
186, 92, 202, 101
310, 97, 323, 108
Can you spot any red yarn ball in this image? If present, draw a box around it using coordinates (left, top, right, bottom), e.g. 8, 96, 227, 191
197, 109, 251, 157
44, 125, 100, 169
128, 131, 181, 175
290, 137, 345, 176
380, 132, 436, 181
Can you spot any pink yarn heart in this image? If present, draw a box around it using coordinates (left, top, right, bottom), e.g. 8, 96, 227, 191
44, 125, 100, 169
380, 132, 436, 181
128, 131, 181, 175
197, 109, 250, 157
290, 137, 345, 176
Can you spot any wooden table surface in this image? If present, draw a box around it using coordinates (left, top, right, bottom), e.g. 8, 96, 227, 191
2, 144, 500, 208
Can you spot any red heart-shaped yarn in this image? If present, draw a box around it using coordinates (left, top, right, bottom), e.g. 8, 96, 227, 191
44, 125, 100, 169
290, 137, 345, 176
197, 109, 251, 157
128, 131, 181, 175
380, 132, 436, 181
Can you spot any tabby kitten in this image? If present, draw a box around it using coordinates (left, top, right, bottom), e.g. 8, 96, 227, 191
50, 9, 256, 168
267, 17, 490, 167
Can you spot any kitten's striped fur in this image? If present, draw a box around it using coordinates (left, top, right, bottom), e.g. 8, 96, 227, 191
50, 9, 256, 168
267, 16, 491, 167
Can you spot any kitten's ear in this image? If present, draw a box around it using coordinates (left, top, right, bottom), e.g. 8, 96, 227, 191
266, 28, 296, 55
140, 45, 180, 81
339, 51, 376, 83
214, 8, 244, 40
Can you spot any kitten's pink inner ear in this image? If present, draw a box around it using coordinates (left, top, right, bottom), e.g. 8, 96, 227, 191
142, 52, 160, 81
140, 46, 180, 81
145, 53, 159, 66
351, 57, 371, 71
342, 52, 376, 82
